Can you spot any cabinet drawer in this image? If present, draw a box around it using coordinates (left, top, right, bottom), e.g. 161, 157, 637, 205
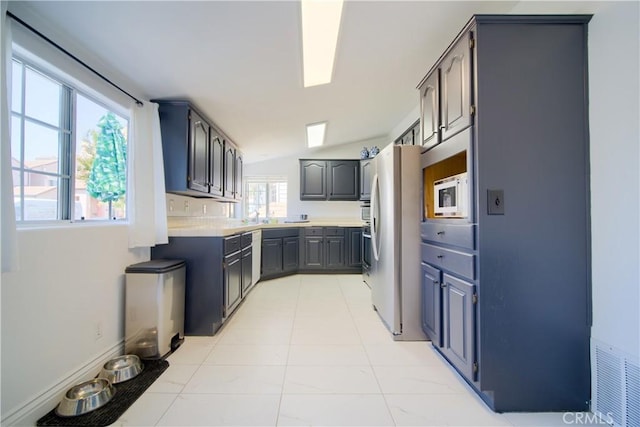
421, 222, 475, 250
304, 227, 324, 236
262, 228, 299, 239
422, 243, 475, 281
224, 234, 241, 255
241, 232, 253, 249
324, 227, 344, 236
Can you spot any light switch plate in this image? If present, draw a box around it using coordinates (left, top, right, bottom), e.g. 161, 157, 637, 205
487, 189, 504, 215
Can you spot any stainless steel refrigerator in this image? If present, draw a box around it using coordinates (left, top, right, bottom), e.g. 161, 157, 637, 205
370, 143, 425, 341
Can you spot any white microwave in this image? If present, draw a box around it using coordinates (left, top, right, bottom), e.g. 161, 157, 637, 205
434, 172, 468, 218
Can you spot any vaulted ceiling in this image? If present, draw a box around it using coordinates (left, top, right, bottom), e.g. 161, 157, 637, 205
8, 1, 600, 163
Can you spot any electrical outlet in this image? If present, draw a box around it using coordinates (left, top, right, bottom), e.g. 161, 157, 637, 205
202, 204, 207, 214
95, 321, 103, 340
184, 200, 190, 213
169, 199, 174, 212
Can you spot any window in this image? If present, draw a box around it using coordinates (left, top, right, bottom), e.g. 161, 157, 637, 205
244, 177, 287, 220
11, 57, 129, 222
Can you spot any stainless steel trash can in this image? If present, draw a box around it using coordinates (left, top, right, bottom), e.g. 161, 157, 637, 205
125, 259, 185, 359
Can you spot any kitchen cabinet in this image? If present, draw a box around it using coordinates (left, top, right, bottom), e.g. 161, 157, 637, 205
327, 161, 359, 200
441, 273, 476, 381
299, 160, 359, 201
421, 262, 442, 347
439, 33, 473, 142
359, 159, 372, 201
241, 232, 253, 296
190, 111, 209, 192
282, 236, 299, 272
299, 227, 361, 272
417, 15, 591, 412
261, 228, 300, 279
235, 151, 243, 200
325, 234, 345, 269
224, 141, 236, 199
151, 237, 225, 336
299, 160, 327, 200
150, 232, 254, 336
346, 227, 362, 268
224, 246, 242, 317
394, 119, 420, 146
209, 129, 224, 196
261, 238, 283, 277
155, 100, 242, 200
420, 70, 439, 149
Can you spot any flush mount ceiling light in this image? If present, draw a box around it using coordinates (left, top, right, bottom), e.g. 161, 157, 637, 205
306, 122, 327, 148
301, 0, 344, 87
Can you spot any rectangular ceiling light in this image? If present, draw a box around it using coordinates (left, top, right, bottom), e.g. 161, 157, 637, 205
301, 0, 344, 87
306, 122, 327, 148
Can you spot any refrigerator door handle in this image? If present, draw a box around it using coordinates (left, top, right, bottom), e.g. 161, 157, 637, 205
371, 173, 380, 262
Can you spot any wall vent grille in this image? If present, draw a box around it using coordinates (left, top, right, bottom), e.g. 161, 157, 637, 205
592, 339, 640, 427
625, 361, 639, 427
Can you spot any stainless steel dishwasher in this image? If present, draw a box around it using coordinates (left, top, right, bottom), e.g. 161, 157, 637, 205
251, 229, 262, 288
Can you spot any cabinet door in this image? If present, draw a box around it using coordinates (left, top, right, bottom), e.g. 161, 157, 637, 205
442, 273, 476, 381
224, 251, 242, 317
327, 160, 359, 200
224, 142, 236, 198
241, 247, 252, 296
300, 160, 327, 200
209, 130, 224, 196
188, 111, 209, 193
325, 236, 345, 269
282, 237, 299, 272
421, 263, 442, 346
261, 238, 282, 276
303, 237, 324, 269
359, 160, 372, 201
347, 228, 362, 267
420, 71, 440, 149
440, 33, 473, 142
235, 150, 243, 200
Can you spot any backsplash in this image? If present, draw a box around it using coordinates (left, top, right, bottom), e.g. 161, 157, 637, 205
166, 193, 233, 218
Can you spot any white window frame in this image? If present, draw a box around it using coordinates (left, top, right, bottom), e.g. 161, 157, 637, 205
244, 176, 288, 221
11, 54, 130, 226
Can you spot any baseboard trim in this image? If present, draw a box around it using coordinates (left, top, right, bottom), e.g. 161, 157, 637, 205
1, 340, 124, 427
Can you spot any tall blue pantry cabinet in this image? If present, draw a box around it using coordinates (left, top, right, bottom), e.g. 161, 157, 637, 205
418, 15, 592, 412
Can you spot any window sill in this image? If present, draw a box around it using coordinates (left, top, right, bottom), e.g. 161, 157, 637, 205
16, 220, 129, 232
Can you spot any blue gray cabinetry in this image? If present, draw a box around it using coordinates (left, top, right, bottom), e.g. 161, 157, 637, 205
262, 227, 362, 278
223, 235, 242, 317
261, 228, 300, 279
151, 233, 253, 336
300, 160, 359, 201
418, 15, 591, 412
300, 227, 355, 272
359, 160, 372, 201
155, 100, 241, 201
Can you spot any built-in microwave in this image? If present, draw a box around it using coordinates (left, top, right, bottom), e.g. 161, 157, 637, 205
434, 172, 468, 218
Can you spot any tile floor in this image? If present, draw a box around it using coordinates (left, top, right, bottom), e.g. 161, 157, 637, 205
114, 274, 603, 426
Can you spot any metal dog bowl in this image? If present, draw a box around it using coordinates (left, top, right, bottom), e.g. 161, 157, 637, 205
55, 378, 115, 417
98, 354, 144, 384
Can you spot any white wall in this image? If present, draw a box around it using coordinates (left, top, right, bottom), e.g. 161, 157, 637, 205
588, 1, 640, 359
1, 225, 149, 425
245, 137, 389, 221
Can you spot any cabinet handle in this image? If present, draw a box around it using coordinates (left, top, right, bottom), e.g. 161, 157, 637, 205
439, 125, 446, 130
437, 231, 445, 235
433, 280, 439, 285
437, 255, 444, 259
441, 282, 447, 288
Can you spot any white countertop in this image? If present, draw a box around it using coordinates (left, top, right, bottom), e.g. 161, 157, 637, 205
167, 219, 367, 237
